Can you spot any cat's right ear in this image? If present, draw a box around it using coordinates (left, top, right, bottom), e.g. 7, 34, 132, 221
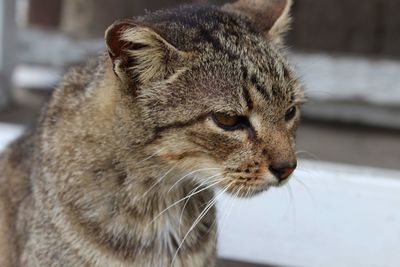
105, 19, 189, 86
223, 0, 292, 46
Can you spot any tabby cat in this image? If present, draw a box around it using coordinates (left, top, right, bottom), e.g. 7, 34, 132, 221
0, 0, 304, 266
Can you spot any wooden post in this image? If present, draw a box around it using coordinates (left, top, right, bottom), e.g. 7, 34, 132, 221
28, 0, 62, 28
60, 0, 132, 38
0, 0, 16, 109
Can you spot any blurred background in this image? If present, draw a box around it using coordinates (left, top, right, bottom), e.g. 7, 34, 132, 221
0, 0, 399, 267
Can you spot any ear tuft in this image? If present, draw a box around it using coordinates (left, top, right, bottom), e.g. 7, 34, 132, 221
223, 0, 292, 45
105, 19, 137, 61
105, 19, 188, 85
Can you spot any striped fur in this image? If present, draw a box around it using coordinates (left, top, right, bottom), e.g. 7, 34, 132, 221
0, 0, 304, 266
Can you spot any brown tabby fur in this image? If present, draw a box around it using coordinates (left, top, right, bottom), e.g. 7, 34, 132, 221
0, 0, 304, 266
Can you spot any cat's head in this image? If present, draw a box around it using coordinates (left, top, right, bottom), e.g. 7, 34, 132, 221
105, 0, 305, 197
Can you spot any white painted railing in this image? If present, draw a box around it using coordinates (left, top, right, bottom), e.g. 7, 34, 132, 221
0, 123, 23, 150
218, 161, 400, 267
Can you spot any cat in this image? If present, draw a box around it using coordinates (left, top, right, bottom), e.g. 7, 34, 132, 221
0, 0, 305, 266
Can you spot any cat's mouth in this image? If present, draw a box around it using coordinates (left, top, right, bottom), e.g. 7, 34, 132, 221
218, 173, 287, 198
216, 161, 296, 197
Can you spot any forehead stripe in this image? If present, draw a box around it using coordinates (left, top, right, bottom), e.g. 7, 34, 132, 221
250, 73, 269, 100
242, 85, 253, 111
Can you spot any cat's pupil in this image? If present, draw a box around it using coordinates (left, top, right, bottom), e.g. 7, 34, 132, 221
285, 106, 297, 121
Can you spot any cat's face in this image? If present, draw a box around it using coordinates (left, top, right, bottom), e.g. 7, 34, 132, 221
145, 46, 303, 197
106, 0, 304, 197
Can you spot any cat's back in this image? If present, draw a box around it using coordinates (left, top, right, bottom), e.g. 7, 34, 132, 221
0, 59, 100, 201
0, 58, 101, 266
0, 130, 35, 267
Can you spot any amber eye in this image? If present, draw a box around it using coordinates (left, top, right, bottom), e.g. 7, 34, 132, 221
285, 106, 297, 121
211, 113, 250, 131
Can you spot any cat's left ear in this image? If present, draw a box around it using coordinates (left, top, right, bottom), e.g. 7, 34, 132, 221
223, 0, 292, 45
105, 19, 189, 86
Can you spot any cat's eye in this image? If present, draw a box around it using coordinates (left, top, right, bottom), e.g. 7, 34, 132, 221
285, 106, 297, 121
211, 113, 250, 131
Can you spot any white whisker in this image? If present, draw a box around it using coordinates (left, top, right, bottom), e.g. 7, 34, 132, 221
140, 164, 178, 199
293, 177, 317, 209
167, 168, 220, 193
137, 147, 166, 165
218, 185, 241, 236
178, 175, 225, 234
170, 182, 232, 267
295, 150, 320, 161
146, 177, 223, 230
286, 183, 297, 228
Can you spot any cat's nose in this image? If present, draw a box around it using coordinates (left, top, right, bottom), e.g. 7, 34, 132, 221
269, 161, 297, 181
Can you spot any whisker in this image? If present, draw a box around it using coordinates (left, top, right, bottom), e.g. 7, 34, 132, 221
218, 185, 241, 236
293, 177, 317, 208
139, 164, 178, 199
283, 184, 293, 218
170, 182, 232, 267
146, 177, 224, 230
137, 147, 165, 165
243, 185, 251, 198
295, 150, 320, 161
286, 183, 297, 229
167, 168, 220, 193
295, 163, 323, 186
178, 175, 225, 234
